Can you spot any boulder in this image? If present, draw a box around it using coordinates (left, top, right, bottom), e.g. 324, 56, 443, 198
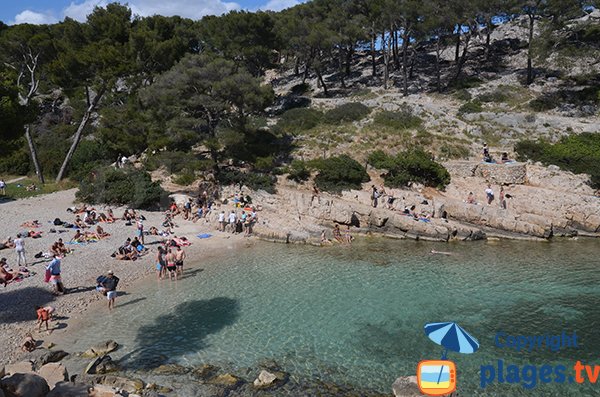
191, 364, 219, 381
392, 376, 424, 397
38, 363, 69, 389
207, 373, 243, 388
93, 375, 143, 394
84, 356, 119, 375
152, 364, 190, 375
89, 384, 122, 397
253, 370, 277, 388
4, 361, 35, 376
0, 373, 50, 397
46, 381, 91, 397
82, 341, 118, 358
30, 350, 69, 369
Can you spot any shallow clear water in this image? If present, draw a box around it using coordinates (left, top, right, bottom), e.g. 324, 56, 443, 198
63, 238, 600, 395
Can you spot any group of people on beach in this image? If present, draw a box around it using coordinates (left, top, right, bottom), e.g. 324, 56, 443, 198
466, 184, 511, 209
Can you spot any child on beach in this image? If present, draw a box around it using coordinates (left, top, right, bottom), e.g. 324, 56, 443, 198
36, 306, 55, 332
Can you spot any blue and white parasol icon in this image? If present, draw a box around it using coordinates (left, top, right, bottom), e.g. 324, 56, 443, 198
424, 322, 479, 386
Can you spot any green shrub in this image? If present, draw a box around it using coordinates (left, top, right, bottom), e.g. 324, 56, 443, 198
275, 108, 323, 134
478, 90, 508, 103
373, 107, 422, 130
69, 140, 113, 182
286, 160, 311, 182
323, 103, 371, 124
218, 169, 276, 193
310, 154, 369, 193
439, 144, 470, 160
369, 149, 451, 189
0, 148, 30, 175
367, 150, 393, 169
515, 133, 600, 188
173, 170, 196, 186
254, 155, 274, 172
448, 76, 483, 90
144, 151, 204, 174
290, 83, 310, 96
454, 89, 472, 101
529, 95, 558, 111
77, 167, 166, 208
458, 100, 483, 114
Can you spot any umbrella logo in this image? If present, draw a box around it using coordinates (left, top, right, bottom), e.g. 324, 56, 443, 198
417, 322, 480, 396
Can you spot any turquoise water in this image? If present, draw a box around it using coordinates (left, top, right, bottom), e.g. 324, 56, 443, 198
63, 238, 600, 395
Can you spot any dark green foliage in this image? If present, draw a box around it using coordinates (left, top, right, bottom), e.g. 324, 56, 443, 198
290, 83, 310, 96
0, 148, 30, 175
286, 160, 311, 182
448, 77, 483, 90
458, 100, 483, 114
311, 154, 369, 193
173, 170, 196, 186
217, 169, 276, 193
275, 108, 323, 133
454, 89, 472, 101
515, 133, 600, 188
478, 90, 509, 103
373, 107, 422, 130
77, 167, 165, 208
529, 94, 560, 111
69, 140, 113, 181
439, 144, 470, 160
144, 151, 208, 174
368, 149, 451, 189
323, 103, 371, 124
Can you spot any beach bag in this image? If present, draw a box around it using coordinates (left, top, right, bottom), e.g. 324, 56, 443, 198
44, 269, 51, 283
54, 218, 63, 226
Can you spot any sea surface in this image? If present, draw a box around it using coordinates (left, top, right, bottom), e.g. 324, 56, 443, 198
60, 238, 600, 396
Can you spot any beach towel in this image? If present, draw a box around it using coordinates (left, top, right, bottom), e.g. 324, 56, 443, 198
66, 241, 87, 245
197, 233, 213, 239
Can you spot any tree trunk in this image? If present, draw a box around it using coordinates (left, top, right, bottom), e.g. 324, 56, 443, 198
345, 46, 353, 77
401, 31, 410, 96
383, 31, 389, 89
435, 39, 442, 92
454, 33, 461, 64
485, 17, 492, 60
371, 24, 377, 77
393, 29, 400, 70
55, 85, 106, 182
316, 68, 328, 96
408, 46, 417, 79
527, 13, 535, 85
454, 33, 471, 80
25, 125, 44, 184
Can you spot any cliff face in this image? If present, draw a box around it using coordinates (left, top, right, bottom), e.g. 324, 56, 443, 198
244, 161, 600, 244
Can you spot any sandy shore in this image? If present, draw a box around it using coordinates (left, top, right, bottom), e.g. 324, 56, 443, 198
0, 189, 249, 367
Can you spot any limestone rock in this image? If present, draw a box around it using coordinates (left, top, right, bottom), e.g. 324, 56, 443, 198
38, 363, 69, 389
191, 364, 219, 381
30, 350, 69, 369
82, 341, 118, 358
93, 375, 143, 394
253, 370, 277, 388
392, 376, 424, 397
207, 373, 242, 388
84, 356, 119, 375
46, 382, 91, 397
4, 361, 35, 376
152, 364, 190, 375
89, 384, 122, 397
0, 373, 50, 397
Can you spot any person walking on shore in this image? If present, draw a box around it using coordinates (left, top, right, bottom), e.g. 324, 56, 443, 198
14, 233, 26, 267
99, 270, 119, 310
156, 246, 166, 280
499, 186, 507, 210
0, 179, 6, 196
485, 184, 494, 205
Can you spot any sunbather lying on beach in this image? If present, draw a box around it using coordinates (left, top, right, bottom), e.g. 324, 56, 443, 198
169, 236, 191, 247
0, 258, 32, 286
21, 333, 36, 352
96, 225, 110, 238
21, 220, 41, 228
0, 237, 14, 250
74, 215, 87, 229
27, 230, 42, 238
71, 230, 99, 243
148, 226, 172, 236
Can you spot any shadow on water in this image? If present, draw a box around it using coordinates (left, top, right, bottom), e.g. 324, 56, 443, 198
0, 287, 56, 324
116, 297, 147, 309
122, 297, 239, 369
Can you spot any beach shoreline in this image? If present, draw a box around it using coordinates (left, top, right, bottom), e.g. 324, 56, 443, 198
0, 189, 251, 368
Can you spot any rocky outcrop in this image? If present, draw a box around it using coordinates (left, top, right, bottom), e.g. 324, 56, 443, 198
444, 161, 527, 185
392, 376, 424, 397
0, 373, 50, 397
37, 363, 68, 389
82, 341, 118, 358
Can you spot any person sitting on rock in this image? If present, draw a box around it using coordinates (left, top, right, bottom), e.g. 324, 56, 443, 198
21, 333, 36, 352
466, 192, 477, 204
332, 224, 344, 243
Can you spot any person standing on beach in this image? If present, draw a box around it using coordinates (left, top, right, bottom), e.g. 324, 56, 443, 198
175, 246, 186, 276
0, 179, 6, 195
46, 255, 64, 294
499, 186, 507, 210
166, 249, 177, 281
228, 211, 236, 233
100, 270, 119, 310
156, 246, 166, 280
137, 220, 145, 245
36, 306, 54, 331
218, 211, 226, 232
485, 184, 494, 205
15, 233, 27, 267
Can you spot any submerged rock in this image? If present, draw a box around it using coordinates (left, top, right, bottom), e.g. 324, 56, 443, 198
0, 373, 50, 397
152, 364, 190, 375
82, 341, 119, 358
207, 373, 243, 388
191, 364, 219, 381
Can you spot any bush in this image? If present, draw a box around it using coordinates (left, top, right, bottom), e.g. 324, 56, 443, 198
368, 149, 451, 189
286, 160, 311, 182
439, 144, 470, 160
458, 100, 483, 114
373, 107, 422, 130
0, 148, 30, 175
478, 90, 509, 103
173, 170, 196, 186
290, 83, 310, 96
217, 169, 276, 193
69, 140, 113, 182
323, 103, 371, 124
275, 108, 323, 134
454, 89, 472, 101
515, 133, 600, 188
253, 155, 274, 172
144, 151, 205, 174
529, 95, 558, 112
76, 167, 166, 209
311, 154, 369, 193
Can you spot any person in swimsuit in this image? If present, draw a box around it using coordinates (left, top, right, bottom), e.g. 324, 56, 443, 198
332, 224, 343, 243
156, 246, 166, 280
175, 246, 186, 276
344, 226, 353, 244
36, 306, 55, 331
166, 249, 177, 281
